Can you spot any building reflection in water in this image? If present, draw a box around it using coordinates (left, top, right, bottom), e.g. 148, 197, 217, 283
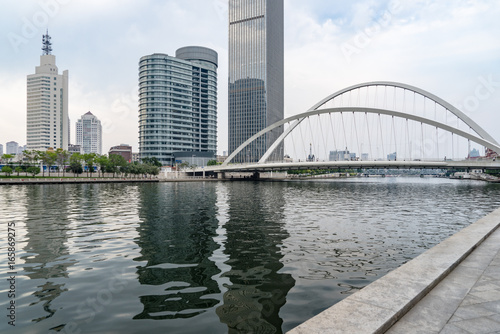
133, 183, 222, 320
22, 185, 75, 322
216, 182, 295, 333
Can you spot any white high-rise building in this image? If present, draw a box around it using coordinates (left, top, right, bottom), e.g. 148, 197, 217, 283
76, 111, 102, 155
27, 31, 69, 151
6, 141, 18, 155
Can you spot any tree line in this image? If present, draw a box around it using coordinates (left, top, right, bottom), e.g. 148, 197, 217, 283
0, 150, 161, 178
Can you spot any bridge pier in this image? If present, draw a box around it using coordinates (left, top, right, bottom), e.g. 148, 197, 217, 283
217, 172, 226, 179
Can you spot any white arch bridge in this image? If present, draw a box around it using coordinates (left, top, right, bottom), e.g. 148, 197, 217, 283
202, 82, 500, 175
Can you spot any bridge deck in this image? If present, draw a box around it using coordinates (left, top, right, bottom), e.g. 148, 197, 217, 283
287, 207, 500, 334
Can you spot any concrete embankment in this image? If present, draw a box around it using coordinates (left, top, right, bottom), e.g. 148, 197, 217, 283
287, 207, 500, 334
0, 177, 159, 185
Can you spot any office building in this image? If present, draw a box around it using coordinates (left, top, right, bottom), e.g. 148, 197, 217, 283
6, 141, 19, 155
76, 111, 102, 154
68, 144, 82, 155
138, 46, 218, 165
228, 0, 284, 162
27, 31, 69, 151
109, 144, 132, 162
0, 144, 3, 156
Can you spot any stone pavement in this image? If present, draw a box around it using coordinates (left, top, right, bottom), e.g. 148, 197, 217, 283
386, 225, 500, 334
287, 208, 500, 334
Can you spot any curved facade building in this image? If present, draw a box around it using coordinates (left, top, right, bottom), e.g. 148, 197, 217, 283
139, 47, 218, 165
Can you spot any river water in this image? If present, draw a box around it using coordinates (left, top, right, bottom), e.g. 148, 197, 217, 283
1, 178, 500, 334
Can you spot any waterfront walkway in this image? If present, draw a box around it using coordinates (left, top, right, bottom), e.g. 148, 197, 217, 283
288, 207, 500, 334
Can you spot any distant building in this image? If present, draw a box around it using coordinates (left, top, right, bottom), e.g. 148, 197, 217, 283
469, 148, 480, 158
139, 47, 218, 165
361, 153, 369, 161
109, 144, 132, 162
132, 152, 140, 163
17, 145, 26, 154
6, 141, 19, 155
216, 154, 228, 163
329, 150, 352, 161
27, 31, 69, 151
0, 144, 3, 155
76, 111, 102, 155
68, 144, 82, 154
387, 152, 397, 161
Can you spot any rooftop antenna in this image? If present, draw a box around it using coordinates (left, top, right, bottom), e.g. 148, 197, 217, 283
42, 29, 52, 55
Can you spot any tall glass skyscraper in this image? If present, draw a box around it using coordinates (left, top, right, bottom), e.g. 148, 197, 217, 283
138, 47, 218, 166
228, 0, 284, 163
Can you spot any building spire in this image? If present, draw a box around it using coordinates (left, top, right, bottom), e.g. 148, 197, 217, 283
42, 29, 52, 55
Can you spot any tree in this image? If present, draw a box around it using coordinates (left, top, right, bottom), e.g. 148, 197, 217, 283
41, 151, 57, 177
142, 157, 162, 167
95, 155, 109, 177
1, 154, 15, 164
82, 153, 97, 177
1, 166, 13, 177
108, 154, 127, 177
69, 153, 83, 177
55, 149, 70, 177
26, 166, 40, 177
207, 159, 218, 166
15, 167, 23, 176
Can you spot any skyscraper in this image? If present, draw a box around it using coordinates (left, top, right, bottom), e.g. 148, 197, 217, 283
76, 111, 102, 155
138, 47, 218, 166
27, 31, 69, 151
228, 0, 284, 162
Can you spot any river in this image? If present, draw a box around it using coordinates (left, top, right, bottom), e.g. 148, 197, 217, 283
1, 178, 499, 333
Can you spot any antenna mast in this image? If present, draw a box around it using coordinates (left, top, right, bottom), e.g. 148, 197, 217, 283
42, 30, 52, 55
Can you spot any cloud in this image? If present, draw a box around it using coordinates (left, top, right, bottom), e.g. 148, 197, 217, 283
1, 0, 499, 155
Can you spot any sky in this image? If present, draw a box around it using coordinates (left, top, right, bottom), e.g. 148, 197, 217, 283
1, 0, 499, 155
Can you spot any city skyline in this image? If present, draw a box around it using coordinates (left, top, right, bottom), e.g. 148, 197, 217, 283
1, 1, 500, 155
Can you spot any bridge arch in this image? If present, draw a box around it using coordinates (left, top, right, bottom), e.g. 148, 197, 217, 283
310, 81, 498, 145
224, 82, 499, 166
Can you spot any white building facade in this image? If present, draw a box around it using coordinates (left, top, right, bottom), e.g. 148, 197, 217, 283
76, 111, 102, 155
27, 32, 69, 151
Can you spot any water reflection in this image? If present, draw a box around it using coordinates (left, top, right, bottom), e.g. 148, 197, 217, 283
217, 182, 295, 334
22, 185, 75, 322
133, 183, 222, 320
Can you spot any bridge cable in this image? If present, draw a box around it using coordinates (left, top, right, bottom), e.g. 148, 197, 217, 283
329, 113, 338, 159
378, 114, 385, 160
318, 115, 327, 161
366, 112, 373, 161
341, 112, 348, 153
353, 112, 361, 161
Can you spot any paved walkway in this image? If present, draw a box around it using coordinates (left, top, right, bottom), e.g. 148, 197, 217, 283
386, 225, 500, 334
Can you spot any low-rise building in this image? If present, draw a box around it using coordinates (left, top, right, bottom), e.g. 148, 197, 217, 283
109, 144, 132, 162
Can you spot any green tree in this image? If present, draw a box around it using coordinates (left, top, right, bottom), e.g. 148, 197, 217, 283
207, 159, 218, 166
55, 149, 70, 177
41, 151, 57, 177
1, 154, 15, 164
69, 153, 83, 177
83, 153, 97, 177
26, 166, 40, 177
1, 166, 13, 177
95, 155, 109, 177
108, 154, 127, 177
15, 166, 23, 176
142, 157, 162, 167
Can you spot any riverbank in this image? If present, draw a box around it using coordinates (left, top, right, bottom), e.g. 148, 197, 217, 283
0, 177, 160, 185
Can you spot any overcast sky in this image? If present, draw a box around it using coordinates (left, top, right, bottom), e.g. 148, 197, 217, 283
1, 0, 499, 154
